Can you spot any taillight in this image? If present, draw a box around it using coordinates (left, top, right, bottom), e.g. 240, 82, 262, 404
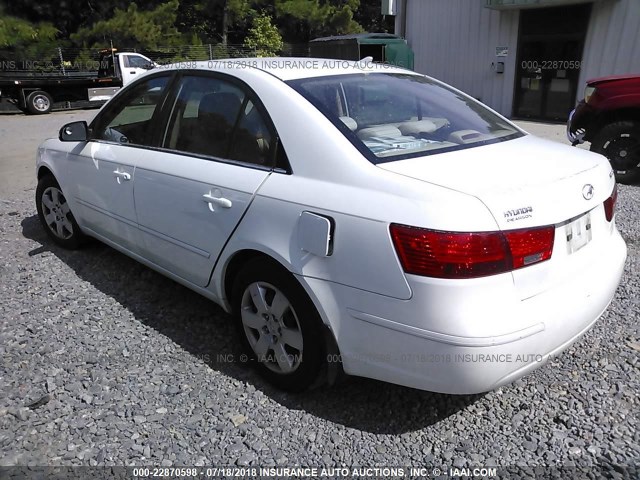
603, 184, 618, 222
504, 227, 555, 269
390, 224, 555, 279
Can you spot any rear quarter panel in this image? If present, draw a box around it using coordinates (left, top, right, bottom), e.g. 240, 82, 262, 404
209, 67, 501, 309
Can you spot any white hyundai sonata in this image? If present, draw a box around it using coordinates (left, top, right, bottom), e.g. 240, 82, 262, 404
35, 59, 626, 394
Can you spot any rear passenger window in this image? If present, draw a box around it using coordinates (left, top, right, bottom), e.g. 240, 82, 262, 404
164, 76, 244, 159
164, 75, 275, 167
229, 100, 274, 165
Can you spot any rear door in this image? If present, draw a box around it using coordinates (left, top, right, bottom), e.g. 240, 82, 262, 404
133, 72, 279, 287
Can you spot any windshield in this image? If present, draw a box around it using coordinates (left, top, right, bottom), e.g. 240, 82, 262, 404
288, 73, 523, 163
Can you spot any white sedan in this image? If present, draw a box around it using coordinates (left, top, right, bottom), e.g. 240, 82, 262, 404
35, 59, 627, 393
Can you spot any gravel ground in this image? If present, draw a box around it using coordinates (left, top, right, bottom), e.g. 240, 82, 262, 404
0, 114, 638, 476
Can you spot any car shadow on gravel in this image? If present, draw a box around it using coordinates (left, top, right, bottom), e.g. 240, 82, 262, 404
21, 214, 483, 434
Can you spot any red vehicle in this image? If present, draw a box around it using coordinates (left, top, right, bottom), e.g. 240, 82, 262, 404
567, 73, 640, 184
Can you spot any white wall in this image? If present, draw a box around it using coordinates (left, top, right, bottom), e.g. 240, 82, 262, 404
399, 0, 640, 116
578, 0, 640, 88
401, 0, 520, 117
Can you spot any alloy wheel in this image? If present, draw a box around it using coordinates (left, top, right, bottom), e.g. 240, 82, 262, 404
240, 281, 304, 374
41, 186, 74, 240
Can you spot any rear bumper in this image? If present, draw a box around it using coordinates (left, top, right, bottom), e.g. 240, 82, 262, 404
305, 226, 627, 394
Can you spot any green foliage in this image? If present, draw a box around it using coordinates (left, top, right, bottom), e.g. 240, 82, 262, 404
1, 0, 385, 60
227, 0, 254, 24
354, 0, 394, 33
275, 0, 362, 42
243, 14, 283, 57
2, 0, 168, 38
179, 0, 272, 44
326, 3, 363, 36
0, 11, 57, 49
71, 0, 183, 50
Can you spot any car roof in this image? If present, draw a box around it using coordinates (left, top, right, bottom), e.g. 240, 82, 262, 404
159, 58, 416, 81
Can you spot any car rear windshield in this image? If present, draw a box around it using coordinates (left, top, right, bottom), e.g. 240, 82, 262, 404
288, 73, 523, 163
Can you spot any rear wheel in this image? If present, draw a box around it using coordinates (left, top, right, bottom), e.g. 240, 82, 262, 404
36, 175, 86, 249
232, 257, 325, 392
590, 121, 640, 184
26, 90, 53, 114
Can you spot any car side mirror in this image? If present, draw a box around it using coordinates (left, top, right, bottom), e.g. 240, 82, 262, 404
142, 63, 155, 70
59, 121, 89, 142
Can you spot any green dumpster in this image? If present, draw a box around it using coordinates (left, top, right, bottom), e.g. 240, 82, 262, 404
309, 33, 414, 70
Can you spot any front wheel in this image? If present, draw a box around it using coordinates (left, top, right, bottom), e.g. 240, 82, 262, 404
590, 121, 640, 184
36, 175, 86, 249
232, 258, 325, 392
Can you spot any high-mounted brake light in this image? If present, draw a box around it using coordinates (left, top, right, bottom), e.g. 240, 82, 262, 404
390, 224, 555, 279
603, 184, 617, 222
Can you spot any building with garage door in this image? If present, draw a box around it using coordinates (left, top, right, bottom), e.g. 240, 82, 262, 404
386, 0, 640, 121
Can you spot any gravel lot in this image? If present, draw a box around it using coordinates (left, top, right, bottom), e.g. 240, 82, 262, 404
0, 111, 638, 476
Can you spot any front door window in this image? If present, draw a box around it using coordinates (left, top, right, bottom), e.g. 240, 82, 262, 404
92, 75, 170, 145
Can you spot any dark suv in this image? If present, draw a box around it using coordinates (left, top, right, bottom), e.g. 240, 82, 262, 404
567, 73, 640, 184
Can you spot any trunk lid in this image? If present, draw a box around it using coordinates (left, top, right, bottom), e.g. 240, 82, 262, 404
379, 135, 618, 299
378, 135, 614, 230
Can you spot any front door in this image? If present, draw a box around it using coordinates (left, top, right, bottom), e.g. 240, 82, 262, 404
121, 54, 154, 86
67, 74, 171, 251
513, 4, 591, 121
134, 73, 278, 287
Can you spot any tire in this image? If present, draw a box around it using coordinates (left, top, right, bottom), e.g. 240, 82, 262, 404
232, 257, 325, 392
590, 121, 640, 184
35, 175, 86, 249
26, 90, 53, 114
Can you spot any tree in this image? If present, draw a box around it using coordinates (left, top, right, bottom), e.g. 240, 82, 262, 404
354, 0, 394, 33
2, 0, 167, 39
243, 13, 283, 56
274, 0, 362, 43
0, 14, 56, 48
177, 0, 263, 45
71, 0, 182, 50
0, 7, 58, 62
1, 0, 387, 58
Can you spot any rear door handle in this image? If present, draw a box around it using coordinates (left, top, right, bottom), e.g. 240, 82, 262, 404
113, 169, 131, 184
203, 193, 232, 211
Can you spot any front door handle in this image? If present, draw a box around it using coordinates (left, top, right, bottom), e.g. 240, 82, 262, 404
203, 193, 232, 211
113, 169, 131, 184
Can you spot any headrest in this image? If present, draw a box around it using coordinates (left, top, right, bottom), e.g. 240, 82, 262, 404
198, 92, 241, 125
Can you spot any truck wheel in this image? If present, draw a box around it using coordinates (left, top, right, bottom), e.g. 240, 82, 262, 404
26, 90, 53, 114
590, 121, 640, 184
